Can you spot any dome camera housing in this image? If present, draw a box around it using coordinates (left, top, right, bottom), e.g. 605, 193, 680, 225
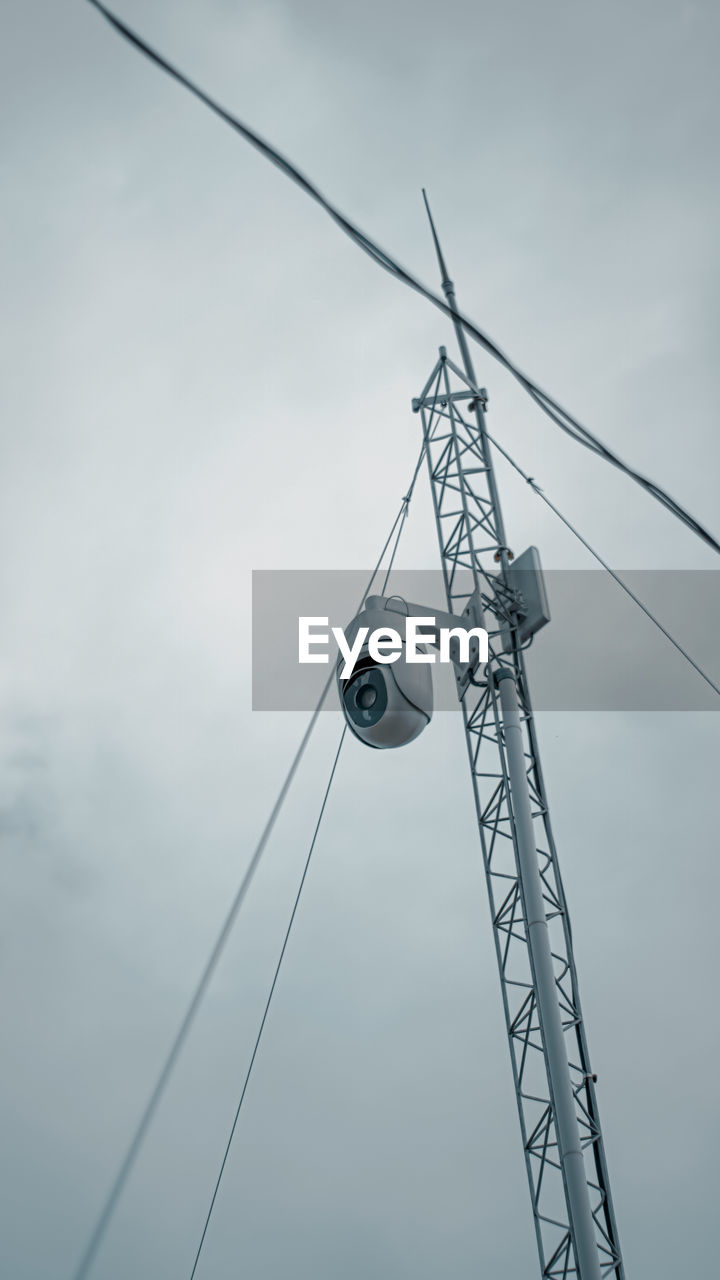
337, 599, 433, 749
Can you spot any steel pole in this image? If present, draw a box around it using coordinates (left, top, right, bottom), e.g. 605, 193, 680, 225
422, 192, 612, 1275
495, 668, 602, 1280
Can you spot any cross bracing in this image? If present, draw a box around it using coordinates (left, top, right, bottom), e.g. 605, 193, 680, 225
416, 350, 624, 1280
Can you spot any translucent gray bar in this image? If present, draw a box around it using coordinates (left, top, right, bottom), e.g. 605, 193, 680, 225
252, 569, 720, 711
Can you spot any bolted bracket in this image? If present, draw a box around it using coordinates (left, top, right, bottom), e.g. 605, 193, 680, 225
363, 590, 487, 696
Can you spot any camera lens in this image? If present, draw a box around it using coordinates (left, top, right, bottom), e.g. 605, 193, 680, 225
344, 668, 387, 728
356, 685, 377, 710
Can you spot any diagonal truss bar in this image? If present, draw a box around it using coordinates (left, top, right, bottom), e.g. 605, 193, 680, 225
414, 349, 624, 1279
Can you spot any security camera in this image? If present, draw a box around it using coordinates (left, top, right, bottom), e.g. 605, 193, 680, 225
338, 597, 433, 749
337, 594, 486, 749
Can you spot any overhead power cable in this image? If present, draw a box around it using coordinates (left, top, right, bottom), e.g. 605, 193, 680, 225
86, 0, 720, 557
482, 426, 720, 700
69, 442, 426, 1280
189, 726, 347, 1278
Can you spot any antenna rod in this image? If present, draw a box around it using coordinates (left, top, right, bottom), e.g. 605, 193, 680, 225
422, 188, 479, 385
421, 189, 510, 569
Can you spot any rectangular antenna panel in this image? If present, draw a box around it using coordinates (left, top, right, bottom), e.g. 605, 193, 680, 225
500, 545, 551, 650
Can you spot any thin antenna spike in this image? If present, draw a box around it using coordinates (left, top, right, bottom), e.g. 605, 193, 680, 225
422, 188, 452, 290
421, 189, 481, 405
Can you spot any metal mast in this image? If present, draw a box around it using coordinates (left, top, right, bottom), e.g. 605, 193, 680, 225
413, 196, 624, 1279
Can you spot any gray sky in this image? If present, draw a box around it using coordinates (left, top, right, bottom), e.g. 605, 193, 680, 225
1, 1, 719, 1277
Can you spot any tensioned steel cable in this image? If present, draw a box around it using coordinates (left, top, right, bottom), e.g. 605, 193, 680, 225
188, 444, 423, 1276
189, 725, 347, 1278
188, 441, 424, 1274
86, 0, 720, 557
380, 510, 409, 596
380, 440, 429, 594
69, 444, 426, 1280
482, 426, 720, 699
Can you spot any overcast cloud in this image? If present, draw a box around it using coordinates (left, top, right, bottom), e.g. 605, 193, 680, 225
1, 2, 719, 1277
